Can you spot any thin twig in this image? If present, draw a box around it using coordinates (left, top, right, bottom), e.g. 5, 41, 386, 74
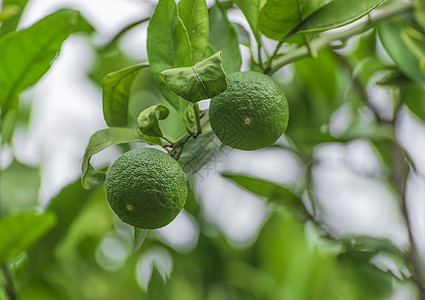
193, 103, 202, 136
397, 146, 425, 296
171, 111, 209, 160
99, 16, 151, 52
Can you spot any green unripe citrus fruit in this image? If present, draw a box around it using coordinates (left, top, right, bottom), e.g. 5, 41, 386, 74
209, 71, 289, 150
104, 148, 188, 229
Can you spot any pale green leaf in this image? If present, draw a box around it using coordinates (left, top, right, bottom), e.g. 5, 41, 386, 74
0, 9, 93, 116
232, 22, 251, 47
209, 4, 242, 74
415, 0, 425, 32
259, 0, 326, 41
160, 51, 227, 102
230, 0, 266, 41
102, 63, 149, 127
81, 128, 148, 189
0, 160, 40, 214
0, 212, 56, 263
147, 0, 192, 117
178, 0, 209, 63
401, 26, 425, 61
0, 4, 19, 22
137, 104, 170, 137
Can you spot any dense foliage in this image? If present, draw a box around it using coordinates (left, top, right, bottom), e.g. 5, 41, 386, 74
0, 0, 425, 299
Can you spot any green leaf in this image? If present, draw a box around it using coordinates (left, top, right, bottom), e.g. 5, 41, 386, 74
209, 4, 242, 74
259, 0, 326, 41
178, 0, 209, 63
0, 9, 93, 116
178, 129, 222, 178
230, 0, 266, 41
401, 26, 425, 62
221, 173, 299, 204
0, 212, 56, 263
102, 63, 149, 127
0, 160, 41, 214
160, 52, 227, 102
378, 20, 425, 88
232, 22, 251, 47
415, 0, 425, 32
26, 180, 96, 273
0, 4, 19, 22
292, 0, 383, 36
338, 236, 405, 259
147, 266, 170, 300
81, 128, 148, 189
402, 83, 425, 122
137, 104, 170, 138
147, 0, 192, 117
0, 0, 28, 36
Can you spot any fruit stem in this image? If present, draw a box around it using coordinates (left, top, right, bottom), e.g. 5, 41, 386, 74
257, 42, 263, 69
162, 136, 176, 145
134, 228, 151, 253
171, 111, 210, 160
193, 103, 202, 136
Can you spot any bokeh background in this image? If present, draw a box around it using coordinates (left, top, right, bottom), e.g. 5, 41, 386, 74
1, 0, 424, 299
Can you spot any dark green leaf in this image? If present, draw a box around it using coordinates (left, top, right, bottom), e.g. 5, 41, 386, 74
102, 63, 149, 127
178, 128, 222, 179
259, 0, 326, 41
209, 4, 242, 74
0, 0, 28, 36
178, 0, 209, 63
137, 104, 170, 137
378, 20, 425, 88
160, 52, 227, 102
0, 212, 56, 263
339, 236, 405, 259
147, 266, 170, 300
415, 0, 425, 32
147, 0, 192, 116
230, 0, 266, 41
0, 9, 93, 116
293, 0, 383, 36
402, 83, 425, 122
81, 127, 148, 189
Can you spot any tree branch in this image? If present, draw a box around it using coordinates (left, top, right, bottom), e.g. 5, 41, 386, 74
267, 2, 415, 75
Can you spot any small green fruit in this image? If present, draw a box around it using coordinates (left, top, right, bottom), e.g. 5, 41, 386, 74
105, 148, 188, 229
209, 71, 289, 150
